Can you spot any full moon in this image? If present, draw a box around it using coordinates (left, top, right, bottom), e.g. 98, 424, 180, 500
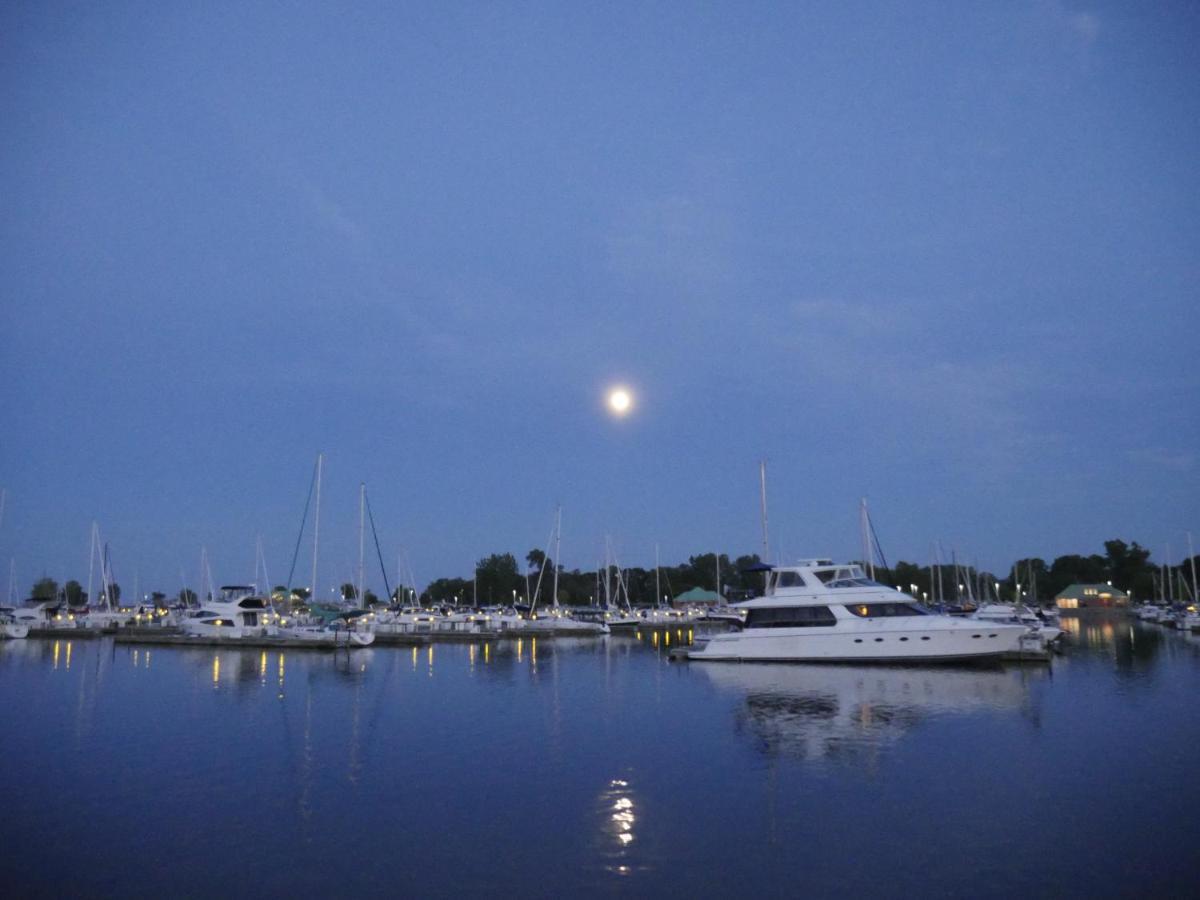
607, 387, 633, 416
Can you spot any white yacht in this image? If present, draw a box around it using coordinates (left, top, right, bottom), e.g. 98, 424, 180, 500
687, 560, 1027, 663
637, 607, 693, 626
372, 607, 444, 634
9, 601, 85, 631
522, 605, 610, 635
0, 606, 29, 639
1136, 604, 1164, 623
970, 603, 1063, 645
277, 620, 375, 646
180, 585, 277, 639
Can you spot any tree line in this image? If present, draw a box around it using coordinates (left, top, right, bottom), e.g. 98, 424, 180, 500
20, 539, 1197, 609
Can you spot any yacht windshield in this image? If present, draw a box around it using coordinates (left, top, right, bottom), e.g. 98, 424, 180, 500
810, 566, 889, 588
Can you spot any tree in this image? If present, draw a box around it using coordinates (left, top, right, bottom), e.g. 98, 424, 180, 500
422, 577, 471, 605
730, 554, 766, 595
178, 588, 197, 605
340, 583, 358, 602
891, 561, 925, 597
476, 553, 521, 605
526, 548, 547, 573
63, 580, 86, 607
150, 591, 167, 607
1104, 540, 1153, 597
1048, 554, 1107, 599
363, 589, 379, 607
31, 577, 58, 601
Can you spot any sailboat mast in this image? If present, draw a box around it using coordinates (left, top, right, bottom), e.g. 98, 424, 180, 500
358, 482, 366, 609
860, 498, 875, 581
86, 522, 97, 611
758, 461, 771, 592
759, 461, 769, 561
311, 452, 323, 606
552, 507, 562, 610
1188, 532, 1198, 604
655, 544, 662, 607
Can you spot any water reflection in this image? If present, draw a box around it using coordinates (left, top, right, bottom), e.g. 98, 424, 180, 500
596, 777, 640, 876
1059, 613, 1182, 674
701, 663, 1037, 765
52, 639, 76, 670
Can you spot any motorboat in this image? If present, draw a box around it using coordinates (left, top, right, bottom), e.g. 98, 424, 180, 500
8, 601, 86, 631
277, 618, 375, 646
180, 585, 277, 639
686, 560, 1027, 663
699, 606, 748, 627
637, 607, 693, 626
970, 603, 1063, 645
1136, 604, 1165, 623
372, 607, 444, 634
0, 606, 29, 639
522, 606, 610, 635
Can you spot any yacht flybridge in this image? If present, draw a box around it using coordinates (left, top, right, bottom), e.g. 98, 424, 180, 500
687, 560, 1027, 663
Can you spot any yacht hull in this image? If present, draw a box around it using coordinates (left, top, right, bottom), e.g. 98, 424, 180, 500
689, 623, 1026, 663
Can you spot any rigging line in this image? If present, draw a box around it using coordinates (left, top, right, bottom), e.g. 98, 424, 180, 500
285, 456, 320, 593
364, 489, 392, 602
867, 513, 890, 573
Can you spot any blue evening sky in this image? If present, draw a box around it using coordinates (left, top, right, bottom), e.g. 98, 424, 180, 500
2, 2, 1197, 598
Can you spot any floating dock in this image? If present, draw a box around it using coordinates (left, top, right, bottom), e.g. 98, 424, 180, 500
372, 630, 469, 645
27, 627, 101, 639
111, 631, 396, 650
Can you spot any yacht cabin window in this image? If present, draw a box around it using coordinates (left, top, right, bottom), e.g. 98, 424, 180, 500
843, 603, 928, 618
746, 606, 836, 628
774, 571, 808, 589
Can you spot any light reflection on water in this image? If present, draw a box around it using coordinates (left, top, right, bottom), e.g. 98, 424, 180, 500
596, 777, 640, 876
2, 615, 1199, 898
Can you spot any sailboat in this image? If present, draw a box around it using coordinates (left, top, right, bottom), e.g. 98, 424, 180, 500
523, 510, 607, 635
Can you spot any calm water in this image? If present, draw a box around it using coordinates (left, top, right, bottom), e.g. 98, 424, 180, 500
2, 617, 1198, 898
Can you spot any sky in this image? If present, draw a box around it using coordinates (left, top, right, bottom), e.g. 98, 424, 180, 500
2, 1, 1198, 600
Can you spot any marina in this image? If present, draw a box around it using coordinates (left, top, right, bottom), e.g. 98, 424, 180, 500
3, 611, 1199, 898
3, 4, 1197, 896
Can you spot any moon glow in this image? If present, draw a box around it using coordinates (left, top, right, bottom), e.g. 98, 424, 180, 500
607, 387, 633, 416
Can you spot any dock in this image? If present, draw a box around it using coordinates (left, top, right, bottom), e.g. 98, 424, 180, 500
27, 627, 101, 639
112, 631, 392, 650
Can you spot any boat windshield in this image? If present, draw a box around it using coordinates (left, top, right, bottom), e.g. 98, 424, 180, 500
843, 603, 929, 618
773, 571, 809, 589
810, 566, 889, 588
